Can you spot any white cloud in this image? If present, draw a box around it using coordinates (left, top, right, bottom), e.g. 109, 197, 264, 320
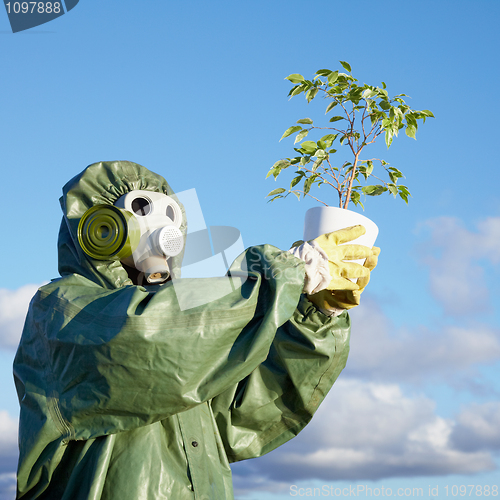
346, 298, 500, 383
0, 284, 42, 350
231, 379, 497, 493
418, 216, 500, 316
0, 411, 18, 492
0, 473, 16, 500
451, 401, 500, 452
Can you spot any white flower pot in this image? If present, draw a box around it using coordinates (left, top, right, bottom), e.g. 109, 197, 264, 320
303, 206, 378, 265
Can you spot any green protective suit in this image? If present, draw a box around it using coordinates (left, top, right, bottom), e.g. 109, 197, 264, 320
14, 161, 351, 500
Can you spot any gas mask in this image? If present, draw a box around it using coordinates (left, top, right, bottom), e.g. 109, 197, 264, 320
78, 190, 184, 284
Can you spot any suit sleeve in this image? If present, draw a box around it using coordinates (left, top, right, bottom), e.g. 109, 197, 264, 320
14, 245, 307, 441
210, 294, 351, 462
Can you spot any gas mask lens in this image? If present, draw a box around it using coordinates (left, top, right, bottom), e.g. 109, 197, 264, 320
131, 197, 151, 216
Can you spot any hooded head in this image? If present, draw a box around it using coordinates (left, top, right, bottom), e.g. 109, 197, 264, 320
58, 161, 187, 289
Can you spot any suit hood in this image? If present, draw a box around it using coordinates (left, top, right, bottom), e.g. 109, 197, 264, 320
58, 160, 187, 289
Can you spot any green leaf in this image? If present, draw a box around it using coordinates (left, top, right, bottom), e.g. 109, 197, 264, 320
365, 160, 374, 176
316, 69, 332, 77
317, 140, 327, 150
328, 70, 339, 85
381, 81, 387, 89
339, 61, 352, 73
405, 113, 418, 127
378, 88, 389, 98
398, 185, 411, 204
378, 100, 390, 111
329, 116, 344, 123
290, 85, 305, 97
348, 88, 364, 102
362, 185, 387, 196
388, 166, 403, 174
405, 125, 417, 139
388, 183, 398, 197
385, 128, 394, 148
300, 141, 317, 154
267, 188, 286, 197
267, 195, 283, 203
266, 159, 290, 179
306, 87, 319, 102
286, 74, 305, 84
362, 88, 377, 99
350, 191, 364, 210
297, 118, 313, 124
325, 101, 338, 114
321, 134, 338, 148
362, 185, 376, 195
421, 110, 434, 117
312, 158, 324, 171
294, 129, 309, 143
388, 169, 403, 183
271, 159, 290, 169
303, 176, 316, 195
380, 100, 392, 111
357, 165, 368, 180
280, 125, 302, 141
290, 176, 303, 188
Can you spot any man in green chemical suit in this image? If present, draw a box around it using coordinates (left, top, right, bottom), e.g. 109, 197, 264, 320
13, 161, 379, 499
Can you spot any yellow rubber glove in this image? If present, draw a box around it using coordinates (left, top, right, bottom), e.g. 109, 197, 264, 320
308, 245, 380, 313
312, 225, 374, 291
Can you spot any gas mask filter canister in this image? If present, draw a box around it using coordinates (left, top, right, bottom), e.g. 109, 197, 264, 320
78, 190, 184, 284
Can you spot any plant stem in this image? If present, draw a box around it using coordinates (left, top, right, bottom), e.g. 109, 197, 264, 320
343, 151, 360, 209
299, 164, 338, 191
293, 190, 329, 206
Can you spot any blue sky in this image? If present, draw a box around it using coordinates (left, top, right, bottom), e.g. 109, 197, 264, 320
0, 1, 499, 498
